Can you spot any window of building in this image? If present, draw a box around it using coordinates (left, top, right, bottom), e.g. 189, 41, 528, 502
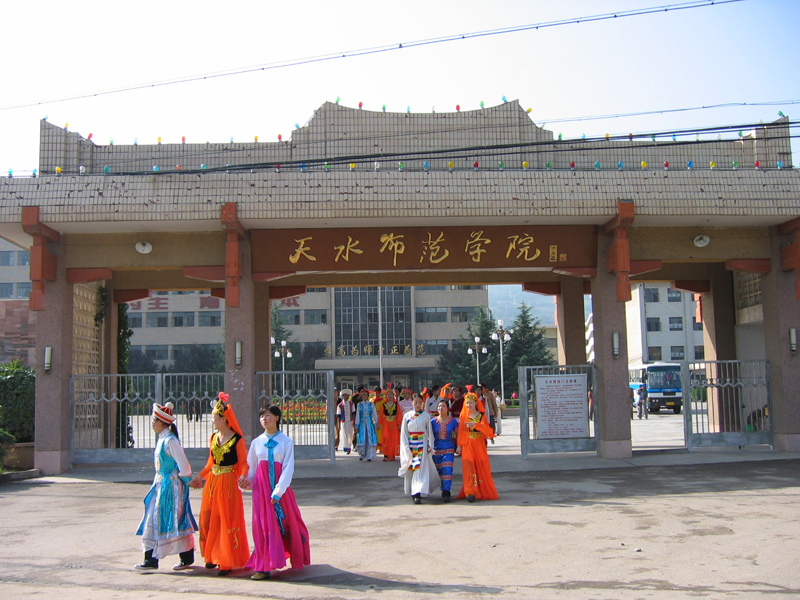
670, 346, 685, 360
694, 345, 705, 360
0, 283, 12, 298
415, 307, 447, 323
281, 310, 301, 325
693, 317, 703, 331
307, 287, 327, 292
16, 282, 31, 298
171, 344, 193, 360
667, 289, 683, 302
146, 312, 169, 327
172, 290, 195, 295
669, 317, 683, 331
0, 251, 14, 266
198, 311, 222, 327
172, 312, 195, 327
17, 251, 30, 266
644, 287, 660, 302
646, 317, 661, 332
128, 312, 143, 328
304, 309, 328, 325
153, 291, 169, 296
333, 287, 411, 357
419, 340, 449, 355
451, 285, 485, 290
144, 345, 169, 361
451, 306, 481, 323
647, 346, 662, 362
416, 286, 446, 291
198, 290, 210, 295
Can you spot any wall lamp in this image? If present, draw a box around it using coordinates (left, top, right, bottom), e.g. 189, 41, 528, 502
44, 346, 53, 372
612, 332, 620, 359
791, 328, 797, 354
235, 341, 243, 367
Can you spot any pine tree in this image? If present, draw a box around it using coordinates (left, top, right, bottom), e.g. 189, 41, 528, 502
501, 302, 556, 396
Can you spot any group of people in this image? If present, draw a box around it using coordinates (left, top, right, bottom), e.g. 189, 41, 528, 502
135, 394, 310, 580
335, 383, 500, 504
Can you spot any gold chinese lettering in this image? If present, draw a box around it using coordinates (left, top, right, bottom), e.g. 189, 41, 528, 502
390, 346, 399, 355
506, 234, 541, 262
351, 346, 359, 356
289, 237, 317, 264
417, 344, 426, 355
419, 232, 450, 264
465, 230, 492, 263
404, 345, 412, 356
324, 345, 332, 357
364, 345, 373, 356
334, 236, 363, 262
337, 345, 347, 357
549, 245, 558, 262
379, 233, 406, 267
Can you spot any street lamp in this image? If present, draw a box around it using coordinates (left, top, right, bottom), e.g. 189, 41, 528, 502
491, 320, 513, 406
272, 338, 292, 396
467, 336, 488, 384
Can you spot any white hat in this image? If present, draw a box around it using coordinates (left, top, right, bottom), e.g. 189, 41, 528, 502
340, 388, 353, 396
152, 402, 176, 424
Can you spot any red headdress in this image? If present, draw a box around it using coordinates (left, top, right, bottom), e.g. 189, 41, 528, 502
213, 391, 244, 438
458, 392, 493, 446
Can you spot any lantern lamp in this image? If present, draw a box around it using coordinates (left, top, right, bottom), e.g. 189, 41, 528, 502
349, 163, 355, 171
56, 166, 61, 175
275, 164, 281, 172
663, 161, 669, 170
181, 136, 186, 144
398, 161, 404, 171
618, 161, 624, 171
641, 161, 647, 170
176, 165, 182, 171
336, 96, 340, 104
201, 164, 207, 170
546, 162, 552, 170
480, 101, 484, 108
456, 105, 460, 112
687, 160, 693, 170
382, 104, 386, 112
502, 95, 507, 102
628, 133, 633, 141
158, 137, 162, 144
755, 161, 761, 170
595, 161, 600, 171
301, 163, 307, 172
374, 161, 380, 172
473, 161, 479, 171
448, 161, 454, 172
423, 161, 430, 171
570, 161, 576, 170
358, 101, 363, 109
499, 161, 505, 171
87, 133, 93, 140
558, 133, 562, 141
732, 161, 738, 170
325, 162, 331, 172
710, 161, 716, 169
254, 136, 258, 143
778, 161, 784, 170
153, 165, 159, 172
522, 161, 529, 170
103, 166, 109, 174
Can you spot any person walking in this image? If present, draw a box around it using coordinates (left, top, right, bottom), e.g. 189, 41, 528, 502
135, 402, 198, 571
398, 393, 440, 504
189, 392, 250, 576
336, 389, 355, 454
637, 384, 649, 420
240, 405, 311, 581
456, 392, 499, 502
431, 399, 459, 502
355, 390, 378, 461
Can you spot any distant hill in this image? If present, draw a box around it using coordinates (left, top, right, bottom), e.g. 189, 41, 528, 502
488, 285, 556, 327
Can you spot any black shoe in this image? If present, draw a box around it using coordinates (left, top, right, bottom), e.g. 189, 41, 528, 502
218, 570, 231, 576
442, 490, 451, 503
173, 549, 194, 570
467, 494, 476, 503
205, 563, 217, 569
135, 550, 158, 571
251, 571, 270, 580
412, 494, 421, 505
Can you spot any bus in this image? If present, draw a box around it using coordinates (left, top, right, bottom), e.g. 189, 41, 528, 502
628, 362, 683, 414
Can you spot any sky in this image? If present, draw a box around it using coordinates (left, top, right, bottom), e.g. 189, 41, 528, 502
2, 0, 799, 174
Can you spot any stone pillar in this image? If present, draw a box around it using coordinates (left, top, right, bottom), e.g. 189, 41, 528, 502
556, 275, 587, 364
761, 227, 800, 451
224, 235, 257, 442
700, 264, 737, 361
34, 238, 73, 475
590, 230, 632, 459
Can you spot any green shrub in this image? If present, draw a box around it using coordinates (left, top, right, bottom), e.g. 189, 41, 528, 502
0, 427, 15, 467
0, 360, 35, 443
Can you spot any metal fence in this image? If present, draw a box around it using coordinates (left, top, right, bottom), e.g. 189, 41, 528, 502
518, 364, 597, 457
684, 360, 771, 450
71, 373, 224, 463
255, 370, 335, 461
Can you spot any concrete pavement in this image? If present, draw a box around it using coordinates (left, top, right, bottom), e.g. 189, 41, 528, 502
2, 421, 800, 600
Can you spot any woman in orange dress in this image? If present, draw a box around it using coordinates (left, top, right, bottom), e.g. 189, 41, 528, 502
456, 392, 499, 502
379, 390, 401, 461
189, 392, 250, 576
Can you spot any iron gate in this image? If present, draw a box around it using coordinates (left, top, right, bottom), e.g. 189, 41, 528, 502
70, 372, 224, 463
254, 370, 335, 462
683, 360, 772, 450
519, 364, 597, 457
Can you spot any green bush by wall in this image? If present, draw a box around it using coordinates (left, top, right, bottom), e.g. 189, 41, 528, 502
0, 360, 35, 443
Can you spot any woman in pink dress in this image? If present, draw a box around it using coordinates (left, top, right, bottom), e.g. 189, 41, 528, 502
239, 405, 310, 580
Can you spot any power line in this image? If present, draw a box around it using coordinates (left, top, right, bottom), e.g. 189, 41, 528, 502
0, 0, 741, 112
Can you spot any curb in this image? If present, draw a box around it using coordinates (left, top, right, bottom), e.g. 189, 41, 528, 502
1, 468, 42, 483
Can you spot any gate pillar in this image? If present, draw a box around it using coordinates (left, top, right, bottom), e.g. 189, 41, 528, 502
33, 237, 74, 475
763, 225, 800, 451
590, 230, 632, 459
700, 264, 737, 361
556, 275, 588, 364
224, 234, 258, 442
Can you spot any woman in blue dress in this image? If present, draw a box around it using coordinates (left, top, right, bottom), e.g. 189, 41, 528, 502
135, 402, 198, 571
430, 399, 459, 502
354, 389, 378, 461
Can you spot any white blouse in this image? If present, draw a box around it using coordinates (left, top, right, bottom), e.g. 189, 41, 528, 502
246, 431, 295, 499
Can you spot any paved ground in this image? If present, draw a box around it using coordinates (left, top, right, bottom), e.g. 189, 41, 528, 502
2, 427, 800, 600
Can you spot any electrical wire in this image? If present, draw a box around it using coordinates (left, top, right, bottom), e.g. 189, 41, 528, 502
0, 0, 741, 112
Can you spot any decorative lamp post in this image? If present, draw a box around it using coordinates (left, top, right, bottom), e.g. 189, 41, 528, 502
491, 319, 513, 406
272, 338, 292, 397
466, 336, 488, 384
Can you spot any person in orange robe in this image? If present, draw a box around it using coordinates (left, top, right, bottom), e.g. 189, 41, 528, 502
379, 390, 401, 461
189, 392, 251, 576
371, 387, 387, 453
455, 392, 499, 502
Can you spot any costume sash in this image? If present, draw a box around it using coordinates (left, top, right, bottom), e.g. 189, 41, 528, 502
265, 435, 287, 538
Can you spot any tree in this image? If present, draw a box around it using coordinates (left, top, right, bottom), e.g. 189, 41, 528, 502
501, 302, 556, 396
170, 345, 224, 373
127, 349, 158, 374
437, 306, 498, 388
270, 303, 303, 370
